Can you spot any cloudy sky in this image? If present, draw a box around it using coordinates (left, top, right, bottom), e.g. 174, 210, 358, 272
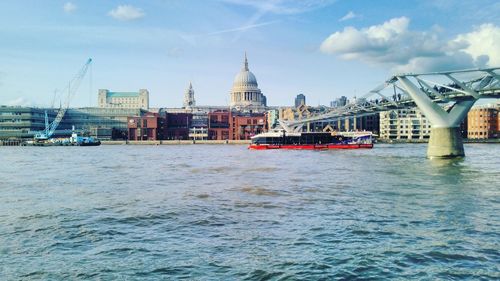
1, 0, 499, 107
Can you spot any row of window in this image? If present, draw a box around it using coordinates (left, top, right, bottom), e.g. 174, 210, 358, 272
0, 112, 23, 115
468, 131, 496, 135
381, 131, 431, 134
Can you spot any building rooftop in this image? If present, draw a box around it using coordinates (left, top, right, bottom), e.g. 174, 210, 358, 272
106, 92, 140, 98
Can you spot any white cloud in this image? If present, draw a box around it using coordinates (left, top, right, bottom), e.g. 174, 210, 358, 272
339, 11, 357, 22
453, 23, 500, 66
320, 17, 500, 72
108, 5, 145, 21
63, 2, 77, 13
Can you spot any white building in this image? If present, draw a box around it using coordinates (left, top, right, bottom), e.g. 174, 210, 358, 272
379, 108, 431, 140
98, 89, 149, 110
229, 53, 267, 113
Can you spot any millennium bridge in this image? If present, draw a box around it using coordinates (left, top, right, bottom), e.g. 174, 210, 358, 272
281, 67, 500, 158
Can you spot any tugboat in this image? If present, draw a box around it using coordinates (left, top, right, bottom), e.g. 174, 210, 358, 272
249, 130, 373, 150
69, 127, 101, 146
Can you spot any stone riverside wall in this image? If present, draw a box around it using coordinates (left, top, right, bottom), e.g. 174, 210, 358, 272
376, 138, 499, 144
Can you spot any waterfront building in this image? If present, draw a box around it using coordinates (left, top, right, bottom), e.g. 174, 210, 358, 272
229, 53, 267, 113
98, 89, 149, 110
467, 103, 499, 139
379, 109, 430, 140
0, 106, 58, 139
65, 107, 146, 140
231, 113, 267, 140
183, 82, 196, 109
208, 110, 231, 140
207, 110, 266, 140
160, 108, 227, 140
165, 112, 192, 140
0, 106, 145, 140
128, 113, 166, 141
295, 94, 306, 108
189, 110, 208, 140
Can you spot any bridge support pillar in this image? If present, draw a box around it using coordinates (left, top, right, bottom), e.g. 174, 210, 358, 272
427, 127, 464, 158
397, 77, 476, 158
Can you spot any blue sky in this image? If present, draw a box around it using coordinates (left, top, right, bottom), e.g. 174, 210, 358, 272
1, 0, 499, 108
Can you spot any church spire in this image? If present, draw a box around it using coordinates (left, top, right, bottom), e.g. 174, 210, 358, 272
243, 51, 249, 71
183, 81, 195, 108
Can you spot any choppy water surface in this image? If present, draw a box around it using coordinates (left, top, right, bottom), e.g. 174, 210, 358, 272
0, 144, 499, 280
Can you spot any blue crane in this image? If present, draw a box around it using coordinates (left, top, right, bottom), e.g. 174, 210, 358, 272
35, 58, 92, 141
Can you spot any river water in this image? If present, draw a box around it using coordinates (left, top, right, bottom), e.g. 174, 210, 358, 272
0, 144, 499, 280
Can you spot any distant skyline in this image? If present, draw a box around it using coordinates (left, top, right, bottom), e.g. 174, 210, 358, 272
1, 0, 499, 108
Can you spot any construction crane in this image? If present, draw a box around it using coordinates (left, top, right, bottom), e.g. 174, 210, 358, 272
34, 58, 92, 141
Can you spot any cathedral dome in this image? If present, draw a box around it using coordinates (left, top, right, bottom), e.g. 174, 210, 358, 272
233, 70, 258, 87
232, 53, 258, 88
229, 53, 267, 112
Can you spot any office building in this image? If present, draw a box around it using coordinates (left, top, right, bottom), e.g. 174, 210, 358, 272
295, 94, 306, 108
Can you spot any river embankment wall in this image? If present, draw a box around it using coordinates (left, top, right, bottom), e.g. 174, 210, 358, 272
376, 138, 500, 144
100, 140, 251, 145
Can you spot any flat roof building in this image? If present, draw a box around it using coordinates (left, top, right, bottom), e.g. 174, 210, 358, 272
379, 109, 430, 140
0, 106, 58, 139
98, 89, 149, 110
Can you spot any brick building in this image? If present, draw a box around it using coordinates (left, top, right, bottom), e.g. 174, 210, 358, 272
207, 110, 267, 140
208, 110, 231, 140
127, 113, 165, 140
230, 113, 267, 140
165, 112, 192, 140
467, 104, 499, 139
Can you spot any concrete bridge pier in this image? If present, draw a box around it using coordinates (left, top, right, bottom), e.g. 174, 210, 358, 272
427, 127, 465, 158
397, 77, 476, 158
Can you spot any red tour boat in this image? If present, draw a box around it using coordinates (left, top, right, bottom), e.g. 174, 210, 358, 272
248, 131, 373, 150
